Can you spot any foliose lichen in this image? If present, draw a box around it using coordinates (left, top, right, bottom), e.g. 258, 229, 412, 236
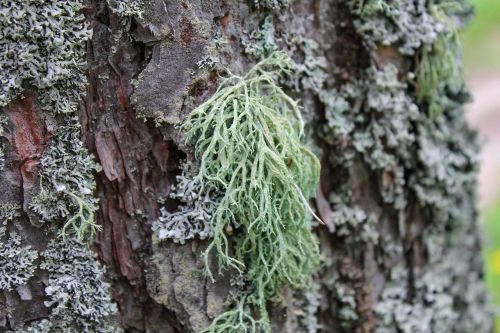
338, 0, 492, 330
350, 0, 438, 55
0, 0, 120, 331
253, 0, 292, 10
0, 0, 90, 112
153, 160, 218, 244
27, 238, 120, 333
106, 0, 144, 20
0, 232, 38, 290
0, 203, 37, 291
181, 51, 321, 332
29, 123, 101, 240
297, 280, 322, 333
0, 115, 8, 171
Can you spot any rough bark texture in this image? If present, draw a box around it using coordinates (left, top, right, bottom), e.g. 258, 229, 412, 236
0, 0, 492, 333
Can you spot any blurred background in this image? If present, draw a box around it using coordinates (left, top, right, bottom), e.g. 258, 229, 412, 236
462, 0, 500, 330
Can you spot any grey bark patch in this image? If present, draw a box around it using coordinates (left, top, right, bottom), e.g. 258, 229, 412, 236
132, 1, 212, 124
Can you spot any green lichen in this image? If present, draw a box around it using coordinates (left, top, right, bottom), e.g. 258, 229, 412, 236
182, 51, 321, 332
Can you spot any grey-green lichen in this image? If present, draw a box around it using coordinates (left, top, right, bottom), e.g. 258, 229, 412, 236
0, 203, 37, 291
152, 160, 218, 244
29, 123, 101, 240
297, 280, 322, 333
180, 52, 321, 332
415, 1, 471, 116
350, 0, 438, 55
0, 115, 8, 170
243, 16, 279, 59
253, 0, 292, 10
0, 0, 119, 331
106, 0, 144, 20
29, 238, 120, 333
374, 266, 456, 333
0, 232, 38, 290
332, 0, 492, 330
0, 0, 90, 112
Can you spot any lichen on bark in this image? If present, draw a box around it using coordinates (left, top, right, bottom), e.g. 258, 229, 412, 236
0, 0, 119, 331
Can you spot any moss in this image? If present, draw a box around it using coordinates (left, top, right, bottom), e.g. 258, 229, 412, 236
181, 52, 321, 332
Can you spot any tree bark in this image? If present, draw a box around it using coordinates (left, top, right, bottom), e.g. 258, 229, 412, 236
0, 0, 492, 332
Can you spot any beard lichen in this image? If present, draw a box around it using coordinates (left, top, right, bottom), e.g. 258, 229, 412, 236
181, 51, 321, 332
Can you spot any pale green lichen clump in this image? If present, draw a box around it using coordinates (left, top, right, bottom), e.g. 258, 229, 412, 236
182, 52, 321, 332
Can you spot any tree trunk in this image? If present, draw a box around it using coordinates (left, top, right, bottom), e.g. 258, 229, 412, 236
0, 0, 492, 332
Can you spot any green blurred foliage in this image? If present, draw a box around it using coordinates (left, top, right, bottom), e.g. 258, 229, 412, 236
462, 0, 500, 73
483, 202, 500, 331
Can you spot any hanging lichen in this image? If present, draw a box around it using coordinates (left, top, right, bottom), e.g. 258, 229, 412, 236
181, 51, 321, 332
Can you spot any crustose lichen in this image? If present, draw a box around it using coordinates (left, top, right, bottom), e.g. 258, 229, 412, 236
181, 51, 321, 332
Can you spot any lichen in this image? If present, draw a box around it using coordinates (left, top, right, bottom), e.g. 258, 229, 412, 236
243, 16, 279, 59
350, 0, 438, 55
29, 123, 101, 240
33, 238, 120, 333
253, 0, 292, 10
153, 160, 218, 244
182, 52, 321, 332
0, 232, 38, 290
324, 64, 418, 215
106, 0, 144, 20
0, 115, 8, 170
0, 0, 119, 331
337, 0, 492, 330
415, 0, 471, 116
0, 0, 90, 112
297, 280, 322, 333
